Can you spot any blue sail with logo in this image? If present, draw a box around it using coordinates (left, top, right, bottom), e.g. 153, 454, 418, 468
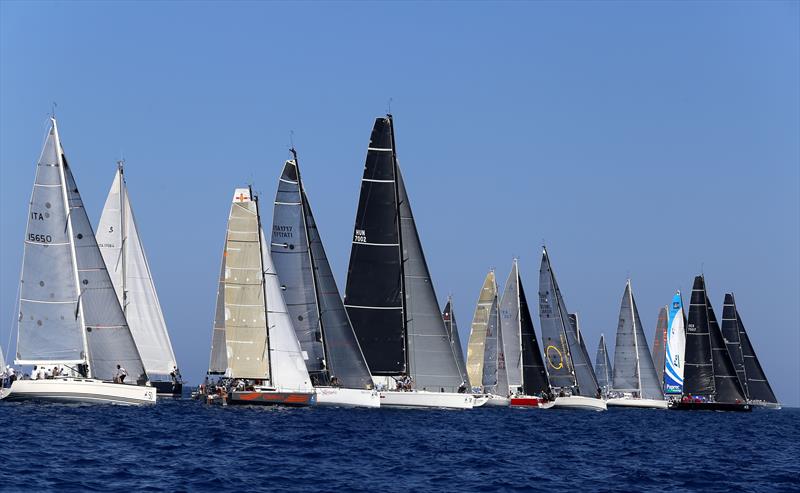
663, 291, 686, 395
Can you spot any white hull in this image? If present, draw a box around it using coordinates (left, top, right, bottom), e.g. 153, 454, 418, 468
379, 390, 474, 409
606, 397, 668, 409
478, 394, 510, 407
553, 395, 607, 411
314, 387, 380, 408
1, 378, 157, 406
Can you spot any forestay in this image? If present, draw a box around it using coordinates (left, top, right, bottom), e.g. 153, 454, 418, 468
271, 157, 373, 390
97, 167, 178, 380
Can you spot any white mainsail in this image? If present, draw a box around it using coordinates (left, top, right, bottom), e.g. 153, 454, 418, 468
96, 165, 178, 380
16, 119, 147, 382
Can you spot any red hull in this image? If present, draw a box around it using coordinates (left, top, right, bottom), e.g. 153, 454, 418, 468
228, 391, 315, 407
510, 396, 547, 408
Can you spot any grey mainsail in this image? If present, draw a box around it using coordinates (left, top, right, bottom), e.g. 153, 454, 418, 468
538, 248, 576, 391
500, 262, 522, 390
595, 334, 612, 393
271, 154, 373, 390
610, 280, 663, 400
443, 298, 470, 388
652, 306, 668, 388
17, 119, 147, 383
344, 115, 462, 392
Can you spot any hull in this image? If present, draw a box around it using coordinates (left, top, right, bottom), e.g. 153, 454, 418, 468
228, 389, 315, 407
669, 400, 751, 412
552, 395, 607, 411
750, 400, 781, 410
152, 381, 183, 397
480, 394, 510, 407
510, 395, 553, 409
606, 397, 668, 409
315, 387, 380, 408
0, 378, 157, 406
379, 390, 474, 409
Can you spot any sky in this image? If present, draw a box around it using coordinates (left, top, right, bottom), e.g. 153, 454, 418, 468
1, 1, 798, 406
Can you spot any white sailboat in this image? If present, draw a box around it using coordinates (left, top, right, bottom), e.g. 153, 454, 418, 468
96, 162, 182, 397
467, 270, 509, 407
206, 187, 314, 406
2, 118, 155, 405
606, 280, 667, 409
271, 150, 379, 408
343, 115, 473, 410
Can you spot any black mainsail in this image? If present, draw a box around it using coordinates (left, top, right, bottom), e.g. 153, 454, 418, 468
517, 273, 550, 396
344, 115, 463, 392
271, 151, 374, 390
721, 293, 778, 406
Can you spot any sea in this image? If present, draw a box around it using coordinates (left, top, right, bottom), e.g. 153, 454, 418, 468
0, 398, 797, 492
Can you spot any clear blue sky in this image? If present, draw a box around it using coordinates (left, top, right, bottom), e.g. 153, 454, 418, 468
1, 1, 798, 406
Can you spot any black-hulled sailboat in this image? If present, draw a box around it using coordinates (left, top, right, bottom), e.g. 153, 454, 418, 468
343, 115, 473, 409
443, 296, 470, 391
538, 247, 606, 411
271, 149, 379, 408
669, 276, 750, 411
721, 293, 780, 409
500, 260, 552, 408
595, 334, 612, 398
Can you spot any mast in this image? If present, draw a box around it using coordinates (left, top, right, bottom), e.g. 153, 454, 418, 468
387, 114, 409, 376
53, 118, 91, 377
252, 186, 273, 384
118, 160, 127, 317
291, 148, 330, 382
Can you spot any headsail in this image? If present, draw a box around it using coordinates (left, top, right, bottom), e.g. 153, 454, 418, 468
96, 165, 178, 380
610, 280, 662, 400
467, 271, 496, 388
568, 313, 601, 397
664, 291, 685, 395
652, 306, 668, 389
443, 298, 470, 389
721, 293, 778, 405
271, 155, 373, 390
595, 334, 612, 394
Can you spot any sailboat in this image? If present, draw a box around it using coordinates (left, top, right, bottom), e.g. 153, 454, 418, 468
500, 260, 552, 408
669, 276, 750, 411
651, 306, 668, 391
443, 297, 470, 391
467, 270, 509, 407
538, 247, 606, 411
270, 150, 379, 408
1, 118, 155, 405
206, 187, 314, 406
721, 293, 780, 409
343, 115, 473, 409
606, 280, 667, 409
96, 162, 182, 397
663, 291, 685, 397
594, 334, 612, 398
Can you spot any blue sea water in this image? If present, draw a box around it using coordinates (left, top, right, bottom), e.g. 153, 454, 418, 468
0, 399, 797, 492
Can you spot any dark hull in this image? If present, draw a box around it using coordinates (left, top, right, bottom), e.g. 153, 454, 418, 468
153, 381, 183, 397
669, 401, 751, 412
228, 391, 314, 407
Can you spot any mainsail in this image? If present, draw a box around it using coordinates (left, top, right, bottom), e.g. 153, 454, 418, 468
707, 294, 747, 403
16, 119, 146, 383
443, 298, 470, 388
500, 260, 549, 396
595, 334, 612, 393
271, 153, 373, 390
467, 271, 496, 388
96, 164, 178, 380
610, 280, 663, 400
344, 115, 462, 392
721, 293, 778, 405
652, 306, 668, 389
664, 291, 685, 395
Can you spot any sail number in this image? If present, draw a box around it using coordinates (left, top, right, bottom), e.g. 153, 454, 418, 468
354, 229, 367, 243
28, 233, 52, 243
